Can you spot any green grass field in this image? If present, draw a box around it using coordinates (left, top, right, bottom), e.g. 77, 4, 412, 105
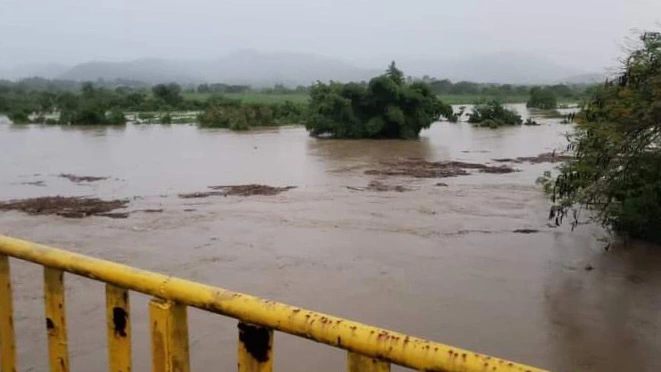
182, 92, 309, 104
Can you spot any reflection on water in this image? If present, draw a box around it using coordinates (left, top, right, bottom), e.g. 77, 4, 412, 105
1, 107, 660, 372
306, 136, 435, 165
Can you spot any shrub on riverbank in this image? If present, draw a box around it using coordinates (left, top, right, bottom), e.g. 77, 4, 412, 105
197, 100, 305, 130
7, 109, 31, 124
467, 101, 522, 127
551, 31, 661, 242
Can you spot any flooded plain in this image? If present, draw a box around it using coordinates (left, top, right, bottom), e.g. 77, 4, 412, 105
1, 104, 660, 371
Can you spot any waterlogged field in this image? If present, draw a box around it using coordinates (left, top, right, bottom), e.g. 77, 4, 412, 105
437, 93, 530, 104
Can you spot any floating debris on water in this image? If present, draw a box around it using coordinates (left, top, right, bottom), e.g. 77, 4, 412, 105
365, 159, 518, 178
346, 181, 409, 192
179, 184, 296, 199
59, 174, 109, 183
0, 196, 129, 218
208, 184, 297, 196
492, 152, 573, 164
513, 229, 540, 234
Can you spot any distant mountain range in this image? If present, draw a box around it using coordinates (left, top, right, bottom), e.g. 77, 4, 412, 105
397, 52, 604, 84
1, 50, 604, 86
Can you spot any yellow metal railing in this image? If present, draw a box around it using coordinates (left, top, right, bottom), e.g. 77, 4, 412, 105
0, 235, 548, 372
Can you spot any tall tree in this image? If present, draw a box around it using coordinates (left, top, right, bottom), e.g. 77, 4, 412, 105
386, 61, 405, 86
152, 83, 183, 107
552, 31, 661, 242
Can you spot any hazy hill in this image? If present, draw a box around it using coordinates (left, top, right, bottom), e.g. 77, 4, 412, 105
399, 52, 586, 84
200, 50, 380, 86
58, 58, 197, 83
57, 51, 379, 86
3, 50, 599, 86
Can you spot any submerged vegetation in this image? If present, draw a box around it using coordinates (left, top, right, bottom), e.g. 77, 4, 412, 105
0, 66, 592, 130
197, 98, 305, 129
467, 101, 522, 128
305, 62, 454, 139
0, 79, 302, 128
551, 31, 661, 243
1, 81, 206, 125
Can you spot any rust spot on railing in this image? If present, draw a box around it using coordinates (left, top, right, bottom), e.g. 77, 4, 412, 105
112, 307, 128, 337
45, 317, 54, 331
238, 322, 271, 363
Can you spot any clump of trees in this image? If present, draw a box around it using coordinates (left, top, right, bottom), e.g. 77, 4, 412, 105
197, 97, 305, 130
0, 80, 211, 125
467, 101, 522, 128
424, 78, 592, 102
10, 83, 130, 125
305, 62, 454, 139
152, 83, 184, 107
527, 87, 558, 109
55, 84, 126, 125
551, 31, 661, 242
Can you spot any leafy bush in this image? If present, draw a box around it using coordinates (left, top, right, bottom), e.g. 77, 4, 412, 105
197, 100, 304, 129
467, 101, 522, 127
137, 112, 156, 120
161, 113, 172, 124
551, 31, 661, 242
106, 110, 126, 125
305, 62, 453, 139
8, 109, 30, 124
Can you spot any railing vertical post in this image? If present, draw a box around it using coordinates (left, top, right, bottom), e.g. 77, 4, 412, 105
237, 322, 273, 372
0, 255, 17, 372
44, 268, 69, 372
149, 298, 189, 372
106, 285, 131, 372
347, 352, 390, 372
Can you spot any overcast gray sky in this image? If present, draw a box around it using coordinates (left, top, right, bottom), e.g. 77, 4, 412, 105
1, 0, 659, 71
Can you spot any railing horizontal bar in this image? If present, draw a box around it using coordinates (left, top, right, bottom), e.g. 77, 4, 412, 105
348, 352, 390, 372
0, 235, 548, 372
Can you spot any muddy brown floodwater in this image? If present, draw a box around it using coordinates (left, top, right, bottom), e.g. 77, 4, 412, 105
1, 105, 660, 372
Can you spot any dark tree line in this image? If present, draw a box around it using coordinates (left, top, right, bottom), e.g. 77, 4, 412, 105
425, 78, 591, 101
